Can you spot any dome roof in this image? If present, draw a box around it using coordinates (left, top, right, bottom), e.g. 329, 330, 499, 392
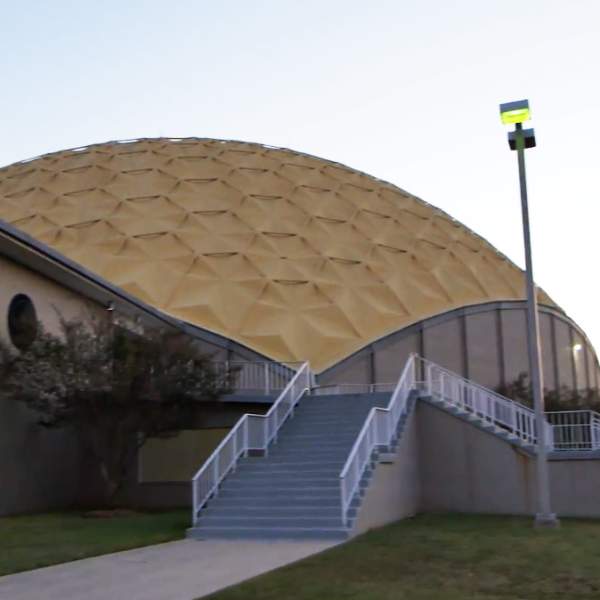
0, 138, 555, 371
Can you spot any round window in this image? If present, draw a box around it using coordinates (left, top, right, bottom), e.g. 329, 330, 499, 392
7, 294, 38, 350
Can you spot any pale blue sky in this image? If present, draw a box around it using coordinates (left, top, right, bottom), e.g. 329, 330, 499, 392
1, 0, 599, 350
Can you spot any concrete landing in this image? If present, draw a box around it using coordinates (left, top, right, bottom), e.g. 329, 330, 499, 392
0, 538, 337, 600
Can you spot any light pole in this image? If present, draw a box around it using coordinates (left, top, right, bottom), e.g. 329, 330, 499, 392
499, 99, 559, 528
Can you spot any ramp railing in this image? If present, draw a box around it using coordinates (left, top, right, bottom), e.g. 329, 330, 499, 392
545, 410, 600, 451
417, 356, 554, 447
191, 361, 311, 525
212, 360, 303, 395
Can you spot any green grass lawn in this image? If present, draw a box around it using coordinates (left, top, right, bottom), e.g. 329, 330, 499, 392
0, 509, 189, 576
205, 514, 600, 600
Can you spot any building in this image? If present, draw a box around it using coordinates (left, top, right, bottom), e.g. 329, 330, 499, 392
1, 138, 599, 522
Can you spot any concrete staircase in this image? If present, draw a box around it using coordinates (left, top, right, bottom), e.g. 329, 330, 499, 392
187, 392, 394, 540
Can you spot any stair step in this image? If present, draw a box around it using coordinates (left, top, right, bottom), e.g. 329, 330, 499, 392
222, 480, 340, 491
258, 452, 349, 462
202, 506, 350, 518
187, 526, 350, 541
276, 432, 358, 446
226, 473, 337, 485
211, 495, 341, 508
220, 482, 368, 499
268, 448, 351, 457
280, 426, 362, 435
196, 515, 343, 528
295, 403, 377, 409
273, 436, 356, 451
241, 459, 344, 469
236, 466, 341, 476
287, 415, 371, 424
274, 437, 355, 446
301, 404, 382, 408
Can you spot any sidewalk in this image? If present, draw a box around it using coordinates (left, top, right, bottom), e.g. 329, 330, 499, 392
0, 538, 337, 600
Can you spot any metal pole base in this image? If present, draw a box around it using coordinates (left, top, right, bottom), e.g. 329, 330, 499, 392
534, 513, 560, 529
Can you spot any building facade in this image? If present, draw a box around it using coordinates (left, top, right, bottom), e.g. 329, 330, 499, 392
0, 138, 598, 515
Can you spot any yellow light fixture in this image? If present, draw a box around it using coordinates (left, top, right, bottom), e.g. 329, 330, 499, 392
499, 99, 531, 125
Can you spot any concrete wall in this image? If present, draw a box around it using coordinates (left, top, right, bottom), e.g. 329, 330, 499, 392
353, 404, 420, 534
417, 402, 537, 515
416, 401, 600, 518
549, 457, 600, 517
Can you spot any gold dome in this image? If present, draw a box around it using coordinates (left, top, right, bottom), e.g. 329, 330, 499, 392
0, 138, 555, 371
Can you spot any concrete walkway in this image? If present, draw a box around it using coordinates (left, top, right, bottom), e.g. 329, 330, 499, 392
0, 538, 337, 600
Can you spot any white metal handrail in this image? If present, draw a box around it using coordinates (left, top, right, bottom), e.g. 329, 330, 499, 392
545, 410, 600, 451
212, 361, 303, 395
417, 356, 554, 448
339, 354, 417, 526
191, 361, 311, 524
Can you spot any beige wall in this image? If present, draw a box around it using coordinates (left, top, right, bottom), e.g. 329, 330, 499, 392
0, 257, 108, 515
423, 318, 464, 376
554, 319, 574, 389
572, 331, 587, 391
417, 400, 600, 518
374, 333, 419, 384
539, 312, 556, 391
139, 428, 230, 483
319, 349, 370, 386
417, 401, 536, 515
0, 255, 103, 342
586, 346, 598, 391
501, 309, 529, 385
465, 311, 501, 389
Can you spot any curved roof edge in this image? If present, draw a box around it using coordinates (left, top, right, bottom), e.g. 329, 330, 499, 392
1, 135, 546, 294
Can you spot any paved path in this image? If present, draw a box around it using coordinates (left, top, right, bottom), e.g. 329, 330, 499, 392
0, 538, 337, 600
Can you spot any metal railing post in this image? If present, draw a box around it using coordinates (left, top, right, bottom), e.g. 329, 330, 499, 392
192, 480, 197, 525
232, 432, 237, 472
511, 401, 517, 434
265, 363, 270, 395
213, 455, 219, 498
264, 418, 269, 455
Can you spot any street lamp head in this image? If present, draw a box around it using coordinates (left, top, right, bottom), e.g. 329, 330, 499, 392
508, 128, 536, 150
500, 99, 531, 125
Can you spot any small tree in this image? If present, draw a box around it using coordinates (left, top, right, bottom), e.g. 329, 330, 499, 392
0, 316, 232, 505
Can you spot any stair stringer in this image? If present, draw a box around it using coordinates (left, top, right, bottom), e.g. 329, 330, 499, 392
351, 394, 420, 536
419, 394, 537, 455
